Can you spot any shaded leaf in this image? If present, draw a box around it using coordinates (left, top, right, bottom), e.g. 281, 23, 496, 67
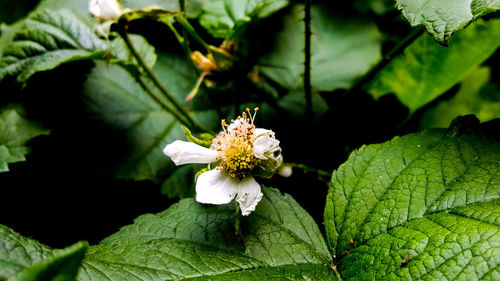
397, 0, 500, 43
12, 242, 87, 281
0, 0, 39, 25
199, 0, 289, 38
258, 4, 382, 91
368, 19, 500, 112
421, 66, 500, 129
0, 9, 106, 83
324, 116, 500, 280
0, 105, 49, 172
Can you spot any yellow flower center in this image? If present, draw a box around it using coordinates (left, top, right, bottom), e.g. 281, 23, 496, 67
211, 108, 261, 178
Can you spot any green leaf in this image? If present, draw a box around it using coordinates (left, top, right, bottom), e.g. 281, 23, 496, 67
397, 0, 500, 44
199, 0, 289, 38
324, 116, 500, 280
78, 187, 335, 280
421, 66, 500, 129
0, 9, 106, 83
0, 105, 49, 172
83, 61, 184, 181
110, 33, 157, 70
12, 242, 87, 281
258, 4, 382, 91
0, 225, 53, 279
368, 19, 500, 113
0, 188, 336, 280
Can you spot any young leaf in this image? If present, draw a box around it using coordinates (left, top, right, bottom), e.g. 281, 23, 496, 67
199, 0, 289, 38
0, 105, 49, 172
368, 19, 500, 113
324, 116, 500, 280
258, 4, 382, 91
421, 66, 500, 129
0, 9, 106, 83
13, 241, 87, 281
397, 0, 500, 44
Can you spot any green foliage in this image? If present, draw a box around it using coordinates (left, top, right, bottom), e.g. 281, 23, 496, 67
0, 10, 106, 84
258, 4, 382, 91
0, 105, 49, 172
324, 116, 500, 280
199, 0, 289, 38
421, 66, 500, 129
83, 61, 185, 181
12, 242, 87, 281
0, 188, 337, 280
0, 0, 39, 24
397, 0, 500, 44
368, 19, 500, 112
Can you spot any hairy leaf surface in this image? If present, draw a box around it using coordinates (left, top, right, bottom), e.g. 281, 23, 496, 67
258, 4, 381, 91
0, 106, 49, 172
397, 0, 500, 43
324, 116, 500, 280
0, 188, 336, 280
12, 242, 87, 281
368, 19, 500, 112
0, 10, 106, 83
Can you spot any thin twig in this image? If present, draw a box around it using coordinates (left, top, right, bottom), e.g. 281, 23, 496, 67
117, 27, 204, 132
346, 26, 424, 96
304, 0, 313, 123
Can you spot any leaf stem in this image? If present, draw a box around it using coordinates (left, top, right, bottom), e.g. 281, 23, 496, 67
117, 28, 204, 132
346, 26, 424, 95
304, 0, 313, 123
290, 163, 331, 180
331, 264, 343, 281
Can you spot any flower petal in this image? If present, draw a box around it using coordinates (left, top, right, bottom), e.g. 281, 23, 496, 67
236, 176, 263, 216
253, 134, 280, 160
196, 169, 238, 205
163, 140, 218, 165
89, 0, 122, 21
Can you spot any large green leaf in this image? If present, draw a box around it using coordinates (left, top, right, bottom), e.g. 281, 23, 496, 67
199, 0, 289, 38
0, 188, 337, 280
83, 61, 184, 181
368, 19, 500, 113
0, 9, 106, 83
12, 242, 87, 281
397, 0, 500, 44
324, 116, 500, 280
421, 66, 500, 129
0, 105, 49, 172
258, 4, 382, 91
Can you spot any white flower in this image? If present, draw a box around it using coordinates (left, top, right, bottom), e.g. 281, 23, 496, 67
89, 0, 123, 21
163, 108, 282, 216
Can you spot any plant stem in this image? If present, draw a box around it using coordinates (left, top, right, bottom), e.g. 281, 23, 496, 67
133, 74, 193, 128
346, 26, 424, 95
331, 264, 343, 281
118, 28, 204, 132
290, 163, 331, 179
304, 0, 313, 123
174, 14, 210, 51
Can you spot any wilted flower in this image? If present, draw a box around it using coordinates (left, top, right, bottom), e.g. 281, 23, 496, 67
163, 108, 283, 216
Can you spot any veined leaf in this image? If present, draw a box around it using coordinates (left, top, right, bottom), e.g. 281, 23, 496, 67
199, 0, 289, 38
258, 4, 382, 91
83, 61, 184, 181
324, 116, 500, 280
397, 0, 500, 44
368, 19, 500, 113
12, 242, 87, 281
0, 105, 49, 172
421, 66, 500, 129
0, 9, 106, 84
0, 188, 337, 280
